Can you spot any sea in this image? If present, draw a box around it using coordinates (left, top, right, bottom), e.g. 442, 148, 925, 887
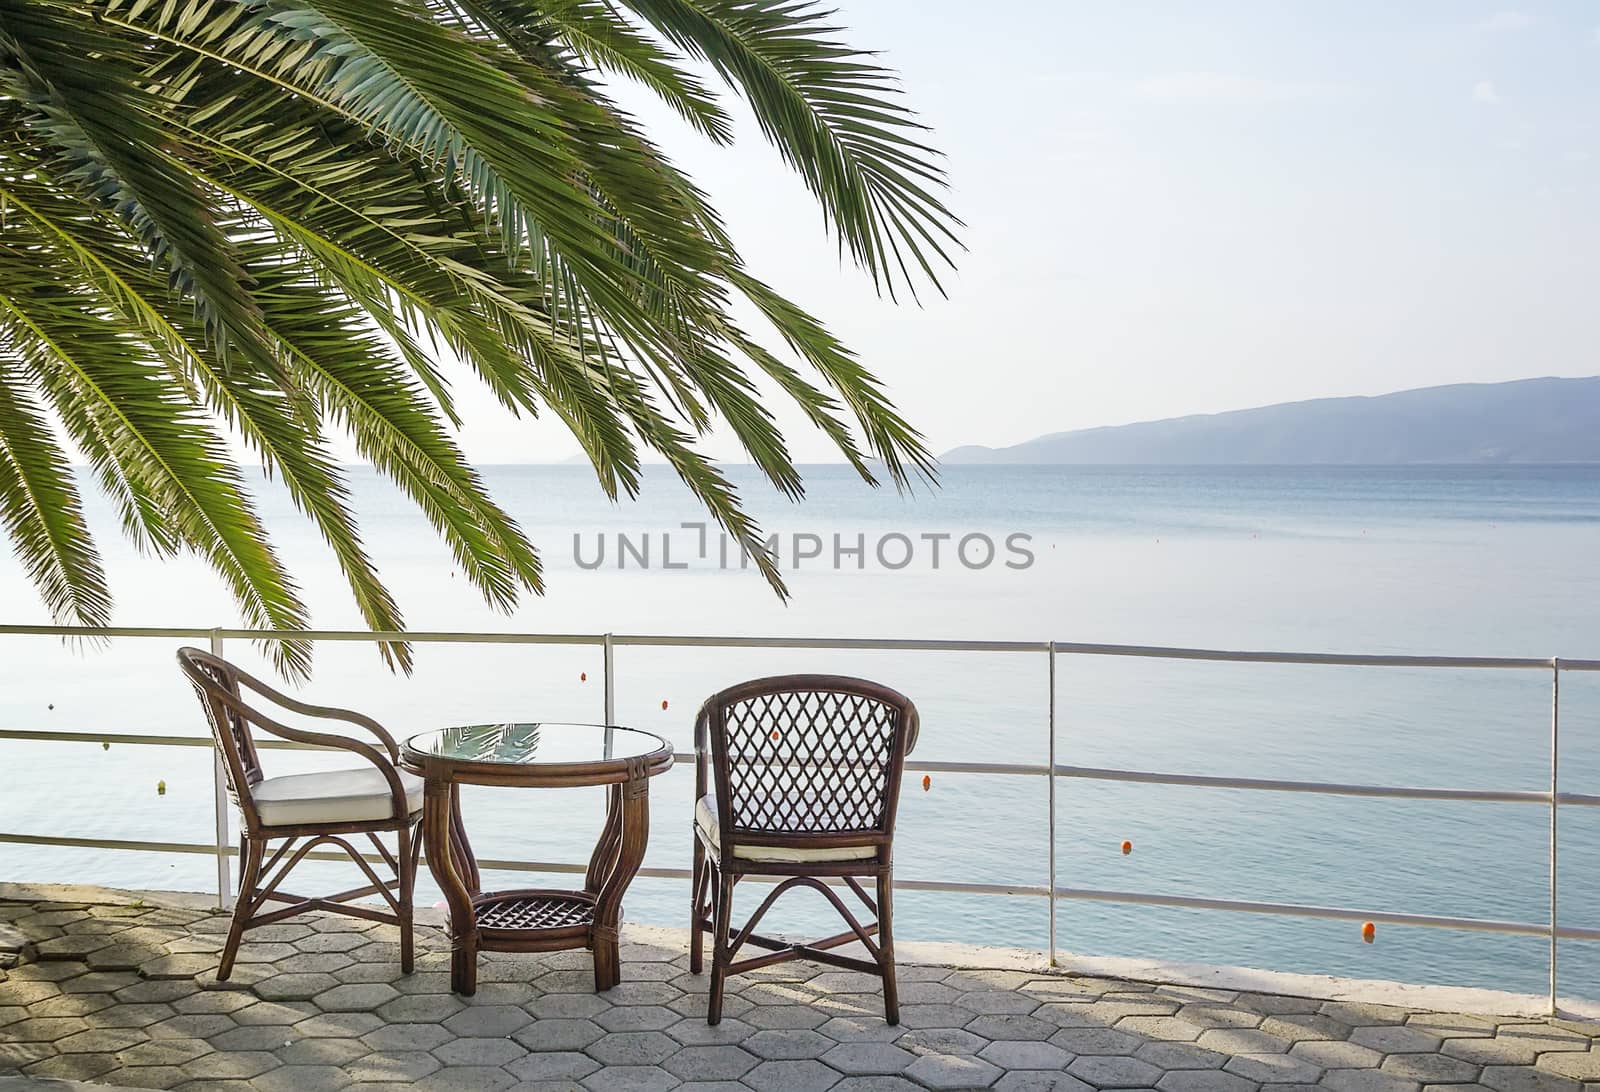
3, 463, 1599, 1000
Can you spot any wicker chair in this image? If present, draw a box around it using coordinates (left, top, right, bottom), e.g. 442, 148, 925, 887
177, 647, 423, 981
690, 675, 919, 1024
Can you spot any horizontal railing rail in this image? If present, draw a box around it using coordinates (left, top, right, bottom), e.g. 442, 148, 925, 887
0, 623, 1592, 1011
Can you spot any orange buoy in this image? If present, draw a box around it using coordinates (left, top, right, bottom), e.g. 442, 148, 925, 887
580, 672, 587, 682
661, 699, 669, 710
770, 730, 780, 741
1361, 921, 1376, 943
1121, 840, 1133, 855
921, 774, 931, 791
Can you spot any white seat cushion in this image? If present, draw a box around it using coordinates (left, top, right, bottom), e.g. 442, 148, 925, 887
695, 795, 876, 864
251, 766, 423, 827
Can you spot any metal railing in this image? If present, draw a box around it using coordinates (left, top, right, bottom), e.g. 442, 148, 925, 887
1, 622, 1596, 1012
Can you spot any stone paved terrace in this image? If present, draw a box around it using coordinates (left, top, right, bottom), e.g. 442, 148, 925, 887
4, 885, 1600, 1092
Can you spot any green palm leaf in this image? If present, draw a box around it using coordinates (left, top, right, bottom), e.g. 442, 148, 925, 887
0, 0, 959, 676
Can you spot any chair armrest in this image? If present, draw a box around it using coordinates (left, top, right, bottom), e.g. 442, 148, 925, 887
225, 693, 411, 821
231, 664, 400, 761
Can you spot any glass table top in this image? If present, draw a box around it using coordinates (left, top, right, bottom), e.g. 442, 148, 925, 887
404, 722, 668, 767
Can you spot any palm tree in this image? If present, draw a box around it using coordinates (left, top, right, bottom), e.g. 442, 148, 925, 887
0, 0, 959, 674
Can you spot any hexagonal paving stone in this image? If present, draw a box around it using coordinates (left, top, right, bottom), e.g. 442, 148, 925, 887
1482, 1063, 1584, 1092
1407, 1013, 1499, 1039
1290, 1038, 1385, 1069
208, 1024, 297, 1052
1135, 1041, 1229, 1070
897, 1003, 977, 1030
7, 1016, 89, 1042
900, 1026, 990, 1056
26, 992, 114, 1018
585, 1029, 680, 1066
1067, 1054, 1165, 1089
530, 990, 611, 1019
56, 1025, 148, 1053
504, 1048, 601, 1082
430, 1034, 528, 1067
580, 1064, 683, 1091
141, 954, 220, 980
746, 1057, 845, 1091
597, 1003, 680, 1031
345, 1049, 444, 1082
435, 1002, 531, 1038
1154, 1070, 1257, 1092
1119, 1015, 1206, 1042
252, 1063, 355, 1092
824, 1041, 917, 1074
993, 1074, 1096, 1092
663, 1043, 760, 1080
292, 1011, 384, 1039
745, 1028, 837, 1059
1319, 1068, 1424, 1092
120, 1037, 215, 1067
254, 972, 342, 1002
665, 1014, 757, 1046
312, 982, 400, 1012
1537, 1050, 1600, 1081
969, 1014, 1059, 1042
905, 1052, 1004, 1089
1224, 1051, 1324, 1084
181, 1049, 283, 1079
377, 993, 464, 1023
273, 1036, 369, 1067
979, 1039, 1074, 1070
84, 944, 161, 971
231, 1000, 317, 1026
744, 1002, 831, 1030
1381, 1051, 1482, 1084
1051, 1026, 1142, 1055
1352, 1024, 1446, 1054
361, 1021, 455, 1052
513, 1016, 606, 1052
24, 1052, 122, 1081
1257, 1010, 1346, 1038
1196, 1026, 1294, 1055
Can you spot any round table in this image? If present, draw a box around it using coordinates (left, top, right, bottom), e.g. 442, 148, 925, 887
401, 722, 673, 995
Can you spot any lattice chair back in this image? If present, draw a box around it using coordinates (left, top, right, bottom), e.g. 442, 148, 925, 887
177, 647, 264, 808
701, 676, 919, 852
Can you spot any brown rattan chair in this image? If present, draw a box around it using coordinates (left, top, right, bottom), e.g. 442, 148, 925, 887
690, 675, 919, 1024
177, 647, 423, 980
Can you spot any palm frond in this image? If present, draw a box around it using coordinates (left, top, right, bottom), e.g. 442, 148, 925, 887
0, 0, 959, 675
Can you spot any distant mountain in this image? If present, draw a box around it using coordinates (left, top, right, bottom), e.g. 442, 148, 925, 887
944, 377, 1600, 465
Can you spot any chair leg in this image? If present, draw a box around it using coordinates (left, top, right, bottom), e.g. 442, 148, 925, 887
707, 868, 734, 1025
689, 837, 706, 975
217, 834, 264, 982
876, 870, 899, 1025
397, 823, 417, 975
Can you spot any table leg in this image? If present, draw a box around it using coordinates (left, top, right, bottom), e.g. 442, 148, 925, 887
585, 785, 622, 896
422, 778, 478, 995
591, 772, 650, 991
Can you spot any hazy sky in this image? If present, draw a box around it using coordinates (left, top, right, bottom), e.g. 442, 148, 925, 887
452, 1, 1600, 464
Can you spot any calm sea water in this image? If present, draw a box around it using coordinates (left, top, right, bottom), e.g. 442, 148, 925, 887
3, 464, 1600, 999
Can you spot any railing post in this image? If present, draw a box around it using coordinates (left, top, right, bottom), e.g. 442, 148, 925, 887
1550, 656, 1561, 1015
1048, 641, 1058, 966
603, 633, 615, 759
209, 628, 232, 910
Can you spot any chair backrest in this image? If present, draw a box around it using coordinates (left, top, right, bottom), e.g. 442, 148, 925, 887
698, 675, 919, 849
176, 647, 264, 806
